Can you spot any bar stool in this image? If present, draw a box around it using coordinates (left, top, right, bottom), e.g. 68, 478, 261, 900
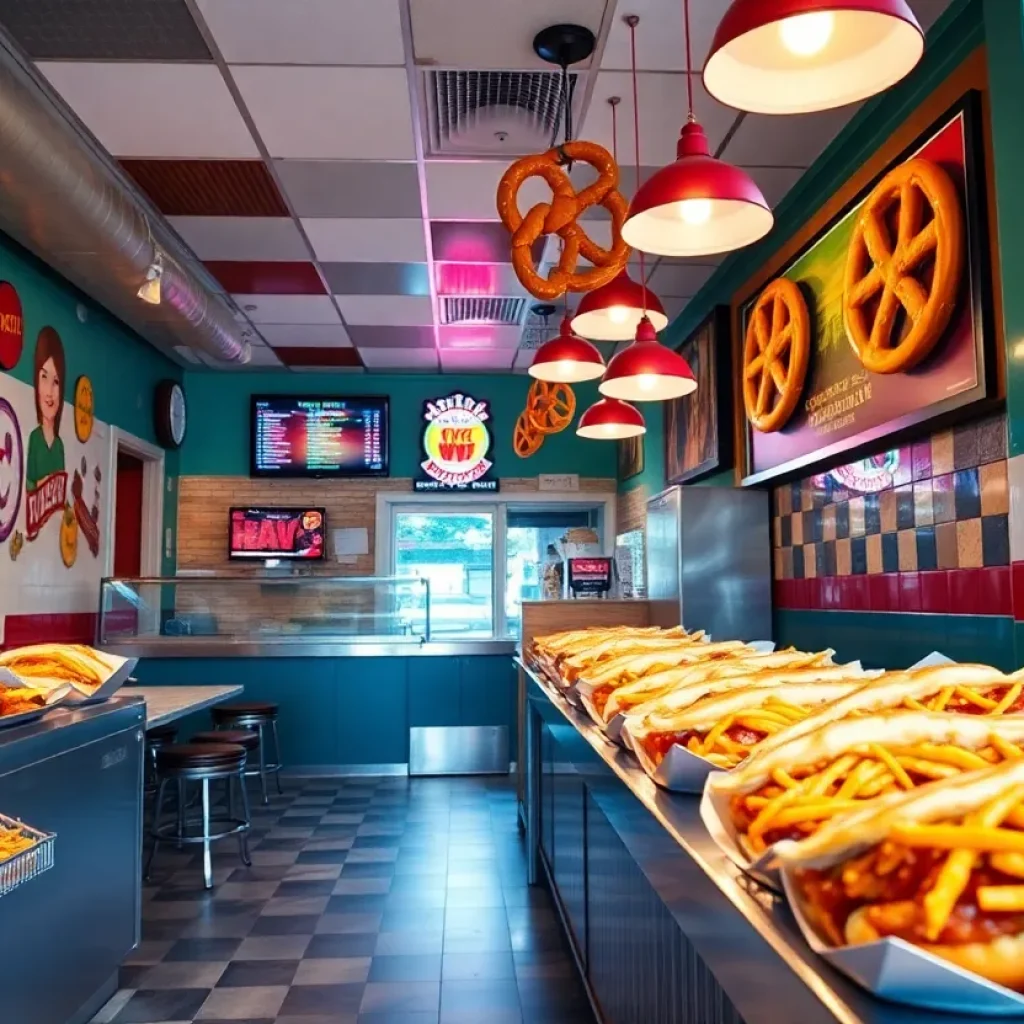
145, 742, 252, 889
144, 724, 178, 795
210, 702, 283, 804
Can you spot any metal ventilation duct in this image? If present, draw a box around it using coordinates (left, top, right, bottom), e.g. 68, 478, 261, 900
440, 296, 527, 326
424, 69, 583, 157
0, 30, 248, 364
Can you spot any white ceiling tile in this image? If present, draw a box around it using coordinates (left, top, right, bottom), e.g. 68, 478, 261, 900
256, 324, 352, 347
742, 166, 807, 210
336, 295, 434, 326
39, 63, 258, 158
588, 71, 738, 166
232, 294, 341, 324
233, 66, 415, 159
435, 262, 526, 296
723, 107, 861, 168
244, 345, 285, 367
169, 217, 308, 261
425, 161, 554, 221
196, 0, 404, 65
599, 0, 727, 72
411, 0, 606, 69
440, 349, 516, 371
647, 261, 716, 296
301, 218, 427, 262
360, 347, 440, 370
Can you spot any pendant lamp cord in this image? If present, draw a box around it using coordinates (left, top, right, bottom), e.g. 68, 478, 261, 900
684, 0, 694, 116
627, 15, 648, 317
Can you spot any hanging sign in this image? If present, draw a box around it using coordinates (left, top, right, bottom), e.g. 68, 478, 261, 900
414, 392, 499, 492
0, 282, 24, 371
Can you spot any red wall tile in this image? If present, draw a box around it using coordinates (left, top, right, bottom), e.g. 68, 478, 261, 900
981, 565, 1012, 617
921, 571, 950, 614
899, 572, 922, 612
2, 612, 96, 650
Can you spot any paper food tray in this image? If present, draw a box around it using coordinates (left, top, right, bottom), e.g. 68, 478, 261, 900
625, 724, 726, 793
605, 713, 627, 746
780, 865, 1024, 1015
63, 653, 138, 705
699, 778, 781, 891
0, 670, 72, 729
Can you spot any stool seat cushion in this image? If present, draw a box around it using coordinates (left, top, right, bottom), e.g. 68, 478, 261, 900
192, 729, 259, 752
156, 743, 246, 771
212, 701, 278, 720
146, 724, 178, 742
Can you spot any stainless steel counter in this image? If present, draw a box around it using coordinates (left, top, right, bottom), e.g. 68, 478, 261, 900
103, 637, 518, 658
519, 659, 984, 1024
128, 684, 244, 726
0, 697, 145, 1024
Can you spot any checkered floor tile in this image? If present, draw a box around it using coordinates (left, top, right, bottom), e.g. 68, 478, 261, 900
92, 776, 594, 1024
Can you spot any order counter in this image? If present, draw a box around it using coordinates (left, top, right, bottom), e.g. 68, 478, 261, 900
100, 574, 520, 774
519, 660, 965, 1024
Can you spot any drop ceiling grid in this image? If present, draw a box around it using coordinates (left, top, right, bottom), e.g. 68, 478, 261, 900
3, 0, 956, 371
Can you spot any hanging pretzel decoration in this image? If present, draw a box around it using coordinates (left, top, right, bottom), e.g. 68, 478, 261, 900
514, 411, 543, 458
497, 141, 631, 301
526, 380, 576, 435
843, 158, 964, 375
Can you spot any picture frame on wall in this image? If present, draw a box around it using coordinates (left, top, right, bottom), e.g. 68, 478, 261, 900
664, 306, 733, 485
736, 91, 995, 486
617, 433, 644, 481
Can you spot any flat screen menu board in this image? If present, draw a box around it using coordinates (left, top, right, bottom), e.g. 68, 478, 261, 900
229, 507, 326, 560
251, 395, 388, 477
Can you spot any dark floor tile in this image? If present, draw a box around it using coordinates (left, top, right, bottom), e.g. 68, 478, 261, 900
368, 955, 443, 982
442, 952, 515, 981
275, 879, 339, 897
249, 913, 322, 936
165, 937, 242, 962
341, 862, 396, 879
280, 982, 366, 1016
226, 864, 295, 883
297, 849, 350, 864
110, 987, 210, 1022
258, 837, 309, 851
354, 836, 403, 849
440, 978, 521, 1014
278, 815, 324, 828
327, 894, 390, 913
357, 1013, 439, 1024
307, 932, 379, 958
216, 958, 300, 987
117, 964, 150, 989
361, 981, 441, 1015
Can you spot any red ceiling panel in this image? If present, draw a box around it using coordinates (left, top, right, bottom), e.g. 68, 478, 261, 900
121, 159, 289, 217
273, 346, 363, 368
205, 261, 326, 295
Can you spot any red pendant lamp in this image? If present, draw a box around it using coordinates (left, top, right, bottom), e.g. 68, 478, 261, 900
528, 313, 605, 383
599, 316, 696, 402
576, 397, 647, 440
621, 3, 773, 258
571, 97, 667, 341
704, 0, 924, 115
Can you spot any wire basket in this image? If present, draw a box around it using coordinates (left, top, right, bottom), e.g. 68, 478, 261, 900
0, 814, 55, 898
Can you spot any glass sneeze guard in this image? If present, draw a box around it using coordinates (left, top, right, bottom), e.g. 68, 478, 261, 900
98, 575, 431, 646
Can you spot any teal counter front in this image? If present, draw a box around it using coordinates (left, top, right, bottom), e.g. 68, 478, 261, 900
116, 640, 518, 774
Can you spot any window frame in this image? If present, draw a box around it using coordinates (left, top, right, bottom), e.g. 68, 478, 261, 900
377, 490, 617, 640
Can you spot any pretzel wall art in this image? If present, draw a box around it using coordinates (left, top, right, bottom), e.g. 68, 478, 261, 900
496, 141, 630, 301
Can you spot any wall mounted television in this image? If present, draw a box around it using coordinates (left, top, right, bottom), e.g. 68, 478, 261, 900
229, 507, 326, 560
251, 395, 389, 478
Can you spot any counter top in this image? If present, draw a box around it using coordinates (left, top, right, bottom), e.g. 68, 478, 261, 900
521, 658, 980, 1024
103, 638, 518, 658
125, 684, 244, 726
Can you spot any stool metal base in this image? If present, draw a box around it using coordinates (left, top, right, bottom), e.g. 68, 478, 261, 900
215, 716, 283, 805
146, 766, 252, 889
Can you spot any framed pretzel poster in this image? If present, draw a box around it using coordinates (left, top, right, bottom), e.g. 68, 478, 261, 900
665, 306, 732, 484
736, 91, 995, 486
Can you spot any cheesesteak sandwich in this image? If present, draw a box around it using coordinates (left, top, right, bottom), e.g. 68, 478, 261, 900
627, 677, 872, 773
596, 648, 835, 724
710, 712, 1024, 859
777, 758, 1024, 991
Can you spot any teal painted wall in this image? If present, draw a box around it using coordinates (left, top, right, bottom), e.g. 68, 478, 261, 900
0, 229, 183, 574
181, 371, 616, 479
776, 609, 1016, 671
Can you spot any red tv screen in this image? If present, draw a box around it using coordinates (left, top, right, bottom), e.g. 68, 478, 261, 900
229, 507, 326, 560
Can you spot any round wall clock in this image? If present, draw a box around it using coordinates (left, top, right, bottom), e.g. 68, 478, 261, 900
154, 379, 187, 449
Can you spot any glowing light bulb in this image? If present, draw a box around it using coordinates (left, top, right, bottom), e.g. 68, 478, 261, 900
676, 198, 713, 225
608, 305, 631, 324
603, 423, 618, 437
556, 360, 575, 377
637, 374, 658, 393
778, 11, 834, 57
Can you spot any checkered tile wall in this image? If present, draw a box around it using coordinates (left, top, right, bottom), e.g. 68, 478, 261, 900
772, 411, 1012, 616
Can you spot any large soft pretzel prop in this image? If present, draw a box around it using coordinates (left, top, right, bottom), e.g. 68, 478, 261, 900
497, 141, 630, 301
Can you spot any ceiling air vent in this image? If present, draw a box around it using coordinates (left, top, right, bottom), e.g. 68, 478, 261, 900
423, 69, 584, 157
441, 296, 527, 326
